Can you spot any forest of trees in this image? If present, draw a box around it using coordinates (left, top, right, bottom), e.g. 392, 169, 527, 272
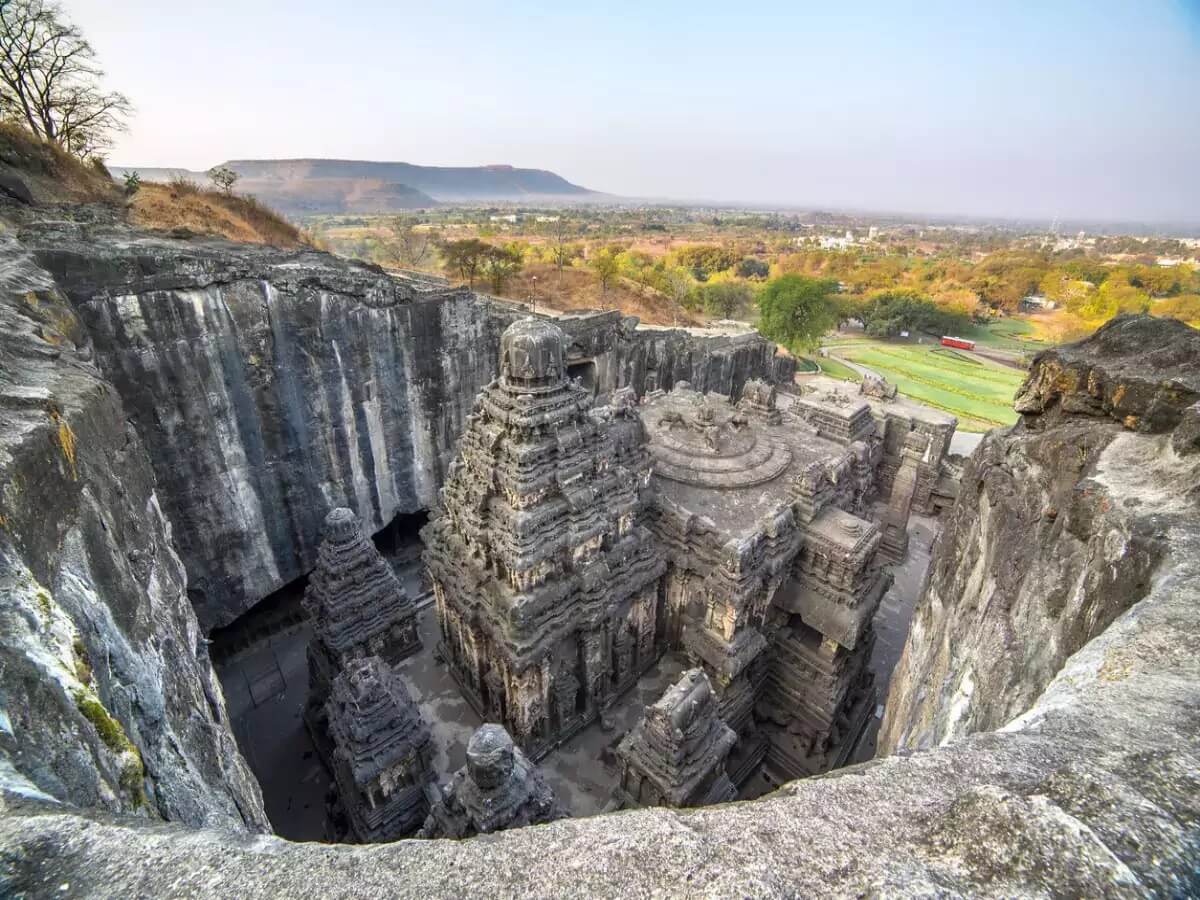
316, 213, 1200, 338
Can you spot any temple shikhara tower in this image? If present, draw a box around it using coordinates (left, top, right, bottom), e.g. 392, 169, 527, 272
423, 318, 666, 758
325, 656, 435, 842
304, 507, 420, 746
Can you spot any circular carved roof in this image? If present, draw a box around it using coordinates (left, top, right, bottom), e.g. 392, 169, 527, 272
648, 398, 792, 488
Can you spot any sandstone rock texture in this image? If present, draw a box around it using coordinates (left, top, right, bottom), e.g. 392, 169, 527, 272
0, 236, 266, 833
2, 315, 1195, 897
22, 224, 791, 629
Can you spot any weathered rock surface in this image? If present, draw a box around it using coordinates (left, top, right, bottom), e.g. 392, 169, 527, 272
1, 314, 1196, 898
881, 315, 1199, 750
21, 223, 791, 628
0, 236, 267, 832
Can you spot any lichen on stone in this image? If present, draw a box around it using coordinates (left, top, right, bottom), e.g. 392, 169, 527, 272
72, 689, 144, 806
48, 405, 78, 481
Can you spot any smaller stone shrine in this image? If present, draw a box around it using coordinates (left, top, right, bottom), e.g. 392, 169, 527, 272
305, 507, 420, 749
789, 375, 958, 516
615, 669, 738, 809
418, 724, 564, 839
325, 656, 435, 842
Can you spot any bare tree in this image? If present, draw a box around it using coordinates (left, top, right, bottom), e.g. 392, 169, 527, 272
546, 217, 576, 288
208, 165, 239, 195
387, 217, 432, 268
0, 0, 130, 156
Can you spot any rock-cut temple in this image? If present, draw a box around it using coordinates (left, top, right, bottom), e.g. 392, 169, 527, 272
423, 316, 958, 797
423, 318, 666, 758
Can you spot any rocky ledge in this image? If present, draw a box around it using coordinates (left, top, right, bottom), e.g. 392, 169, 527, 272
1, 315, 1196, 897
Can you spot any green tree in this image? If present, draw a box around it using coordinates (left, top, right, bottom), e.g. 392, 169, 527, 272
661, 266, 697, 322
735, 257, 770, 279
756, 275, 838, 352
829, 293, 866, 329
207, 166, 239, 195
672, 244, 740, 281
590, 246, 621, 295
440, 238, 490, 288
700, 280, 754, 319
859, 290, 968, 337
481, 242, 524, 294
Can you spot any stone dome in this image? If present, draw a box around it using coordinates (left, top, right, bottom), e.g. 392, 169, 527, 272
466, 724, 515, 789
500, 318, 565, 393
323, 507, 362, 544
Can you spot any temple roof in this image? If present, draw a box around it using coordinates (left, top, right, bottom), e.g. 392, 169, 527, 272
641, 386, 859, 537
326, 656, 432, 787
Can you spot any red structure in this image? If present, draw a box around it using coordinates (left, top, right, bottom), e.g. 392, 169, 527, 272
941, 336, 976, 350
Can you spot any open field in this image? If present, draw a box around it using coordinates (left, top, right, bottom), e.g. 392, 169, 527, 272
823, 335, 1026, 431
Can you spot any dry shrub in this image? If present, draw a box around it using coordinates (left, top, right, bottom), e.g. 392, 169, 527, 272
130, 182, 306, 248
0, 121, 119, 202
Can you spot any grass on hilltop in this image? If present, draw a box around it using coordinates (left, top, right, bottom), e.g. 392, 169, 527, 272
0, 122, 120, 203
130, 179, 307, 248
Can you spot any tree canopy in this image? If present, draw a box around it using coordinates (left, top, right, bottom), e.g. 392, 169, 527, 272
859, 290, 969, 337
0, 0, 130, 157
756, 275, 838, 352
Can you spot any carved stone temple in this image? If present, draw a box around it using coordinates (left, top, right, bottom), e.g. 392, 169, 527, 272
615, 669, 737, 808
418, 724, 564, 838
325, 656, 435, 842
304, 507, 421, 748
641, 380, 891, 785
424, 320, 961, 796
423, 318, 666, 758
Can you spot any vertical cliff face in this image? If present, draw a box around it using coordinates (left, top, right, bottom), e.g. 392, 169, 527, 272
24, 225, 792, 629
0, 236, 267, 831
880, 315, 1200, 752
25, 225, 517, 628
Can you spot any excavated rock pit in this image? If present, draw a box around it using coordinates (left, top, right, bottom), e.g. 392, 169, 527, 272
1, 197, 1197, 900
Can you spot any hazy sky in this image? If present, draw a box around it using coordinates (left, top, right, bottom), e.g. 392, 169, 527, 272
67, 0, 1200, 223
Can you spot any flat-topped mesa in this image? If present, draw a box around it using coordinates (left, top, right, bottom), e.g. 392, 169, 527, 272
418, 724, 564, 838
615, 669, 737, 808
305, 508, 420, 744
325, 656, 435, 842
423, 318, 666, 758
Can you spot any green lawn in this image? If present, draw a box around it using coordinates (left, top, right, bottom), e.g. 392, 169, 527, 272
812, 356, 862, 382
829, 340, 1026, 432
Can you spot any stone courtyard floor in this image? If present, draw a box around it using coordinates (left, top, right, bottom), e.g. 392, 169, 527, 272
216, 511, 938, 840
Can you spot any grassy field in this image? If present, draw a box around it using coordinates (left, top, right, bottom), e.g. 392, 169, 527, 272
823, 336, 1027, 432
813, 355, 862, 382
